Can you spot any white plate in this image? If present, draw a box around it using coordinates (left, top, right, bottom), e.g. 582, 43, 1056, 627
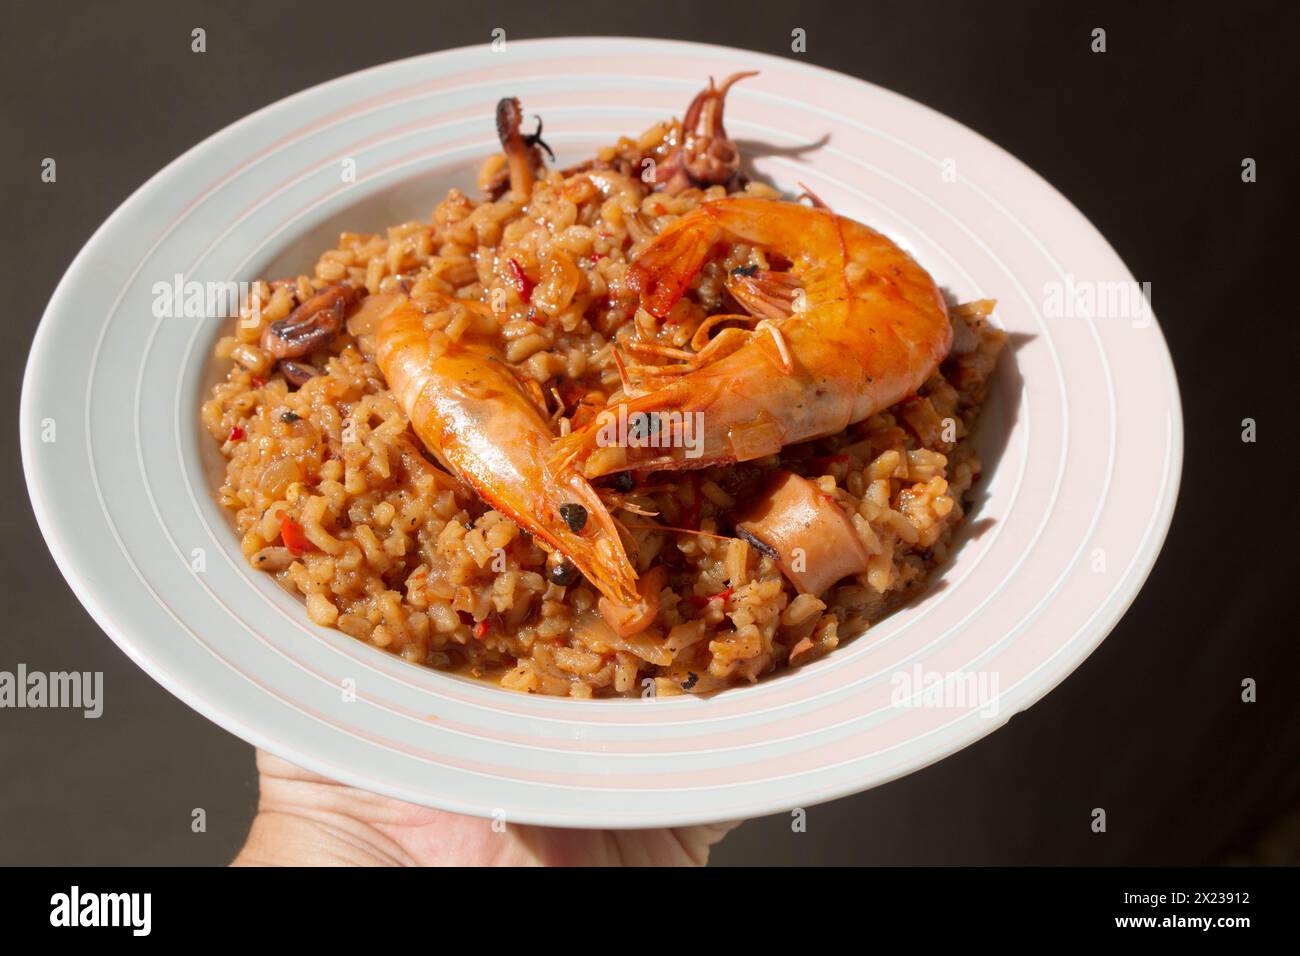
21, 38, 1181, 828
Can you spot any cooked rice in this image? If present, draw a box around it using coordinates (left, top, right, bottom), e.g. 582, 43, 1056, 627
202, 115, 1005, 698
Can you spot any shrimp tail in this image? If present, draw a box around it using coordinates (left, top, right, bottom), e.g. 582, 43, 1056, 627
625, 211, 722, 318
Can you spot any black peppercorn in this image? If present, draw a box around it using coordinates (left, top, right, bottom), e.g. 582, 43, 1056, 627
547, 561, 579, 586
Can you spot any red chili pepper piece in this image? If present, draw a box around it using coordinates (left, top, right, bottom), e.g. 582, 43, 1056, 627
474, 619, 490, 640
690, 586, 734, 610
508, 258, 535, 303
228, 425, 245, 442
250, 376, 266, 389
278, 513, 313, 558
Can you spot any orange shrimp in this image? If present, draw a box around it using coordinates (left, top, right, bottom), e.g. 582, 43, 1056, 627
549, 197, 953, 476
375, 298, 638, 604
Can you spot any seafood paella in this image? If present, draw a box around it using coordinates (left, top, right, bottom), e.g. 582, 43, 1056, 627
202, 74, 1005, 698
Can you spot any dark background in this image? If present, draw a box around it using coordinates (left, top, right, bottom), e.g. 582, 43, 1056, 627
2, 0, 1296, 865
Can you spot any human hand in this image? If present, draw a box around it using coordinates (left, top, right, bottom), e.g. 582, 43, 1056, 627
232, 749, 739, 866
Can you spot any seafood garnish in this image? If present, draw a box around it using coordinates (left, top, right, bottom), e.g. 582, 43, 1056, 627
261, 283, 357, 359
652, 71, 757, 195
488, 96, 552, 199
375, 297, 639, 605
550, 197, 953, 476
